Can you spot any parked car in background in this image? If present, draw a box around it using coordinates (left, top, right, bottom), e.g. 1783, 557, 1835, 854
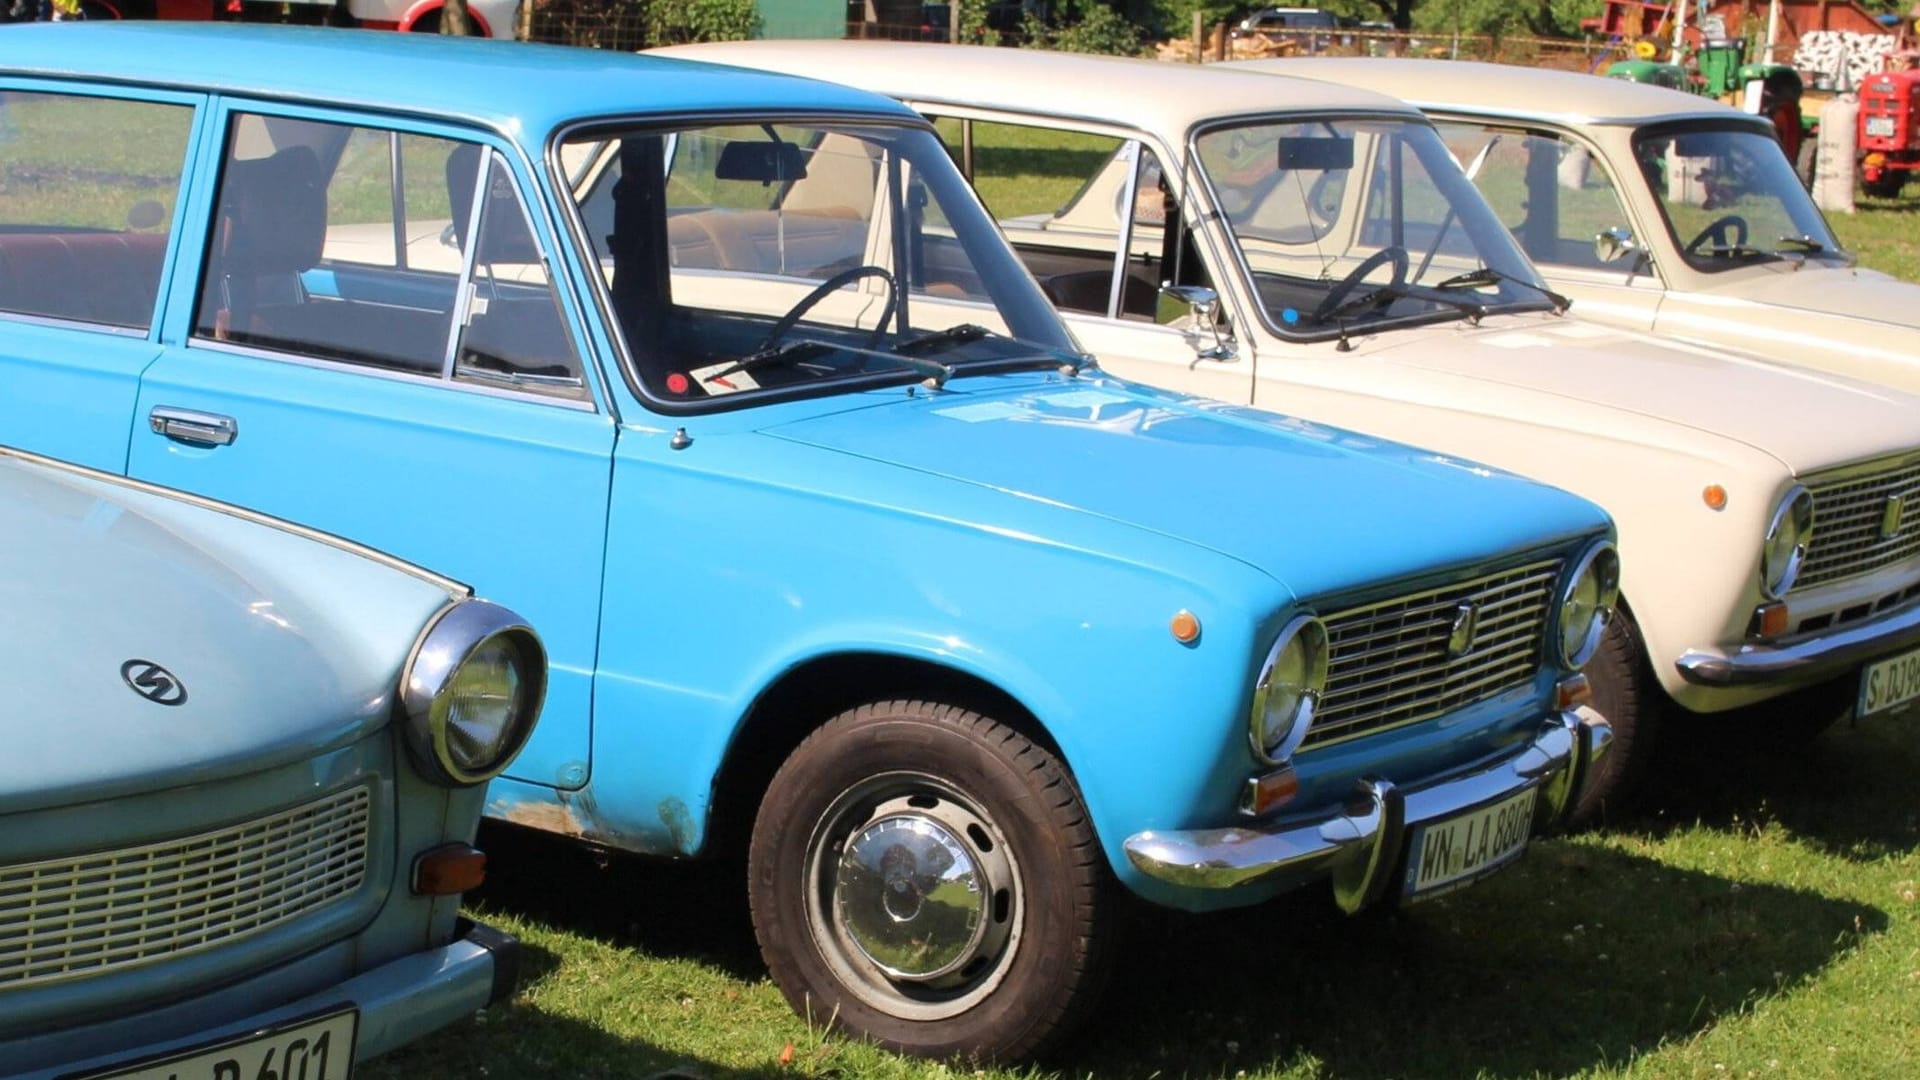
660, 41, 1920, 828
1, 24, 1619, 1060
1228, 5, 1350, 51
0, 445, 542, 1079
0, 0, 517, 38
1234, 59, 1920, 393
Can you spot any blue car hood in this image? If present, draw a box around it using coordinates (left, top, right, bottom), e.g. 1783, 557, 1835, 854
762, 374, 1609, 599
0, 455, 461, 815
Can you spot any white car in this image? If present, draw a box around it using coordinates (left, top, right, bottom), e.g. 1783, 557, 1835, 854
1232, 58, 1920, 393
660, 41, 1920, 819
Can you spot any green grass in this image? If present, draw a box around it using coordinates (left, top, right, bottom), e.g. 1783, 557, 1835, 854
1833, 197, 1920, 282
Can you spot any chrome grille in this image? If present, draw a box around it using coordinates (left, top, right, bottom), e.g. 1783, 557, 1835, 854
1306, 560, 1560, 748
1800, 457, 1920, 589
0, 786, 370, 990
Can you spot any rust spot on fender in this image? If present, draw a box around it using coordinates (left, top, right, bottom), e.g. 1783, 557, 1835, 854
498, 800, 589, 837
659, 798, 697, 855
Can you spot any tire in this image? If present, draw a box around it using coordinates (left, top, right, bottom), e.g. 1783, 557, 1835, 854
748, 700, 1114, 1061
1862, 172, 1907, 199
1570, 609, 1658, 826
1795, 135, 1817, 191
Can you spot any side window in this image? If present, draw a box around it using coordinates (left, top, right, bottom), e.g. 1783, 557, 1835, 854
195, 112, 583, 397
1434, 122, 1634, 271
0, 90, 191, 329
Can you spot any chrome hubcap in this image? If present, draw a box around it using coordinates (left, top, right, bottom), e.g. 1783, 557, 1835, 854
836, 814, 987, 981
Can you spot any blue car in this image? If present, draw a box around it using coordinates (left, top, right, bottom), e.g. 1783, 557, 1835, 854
1, 24, 1616, 1060
0, 447, 545, 1078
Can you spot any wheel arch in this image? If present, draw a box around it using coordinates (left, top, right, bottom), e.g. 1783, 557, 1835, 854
399, 0, 495, 36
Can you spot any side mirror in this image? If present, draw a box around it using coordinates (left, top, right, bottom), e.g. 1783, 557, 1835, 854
1594, 225, 1639, 264
1158, 283, 1235, 362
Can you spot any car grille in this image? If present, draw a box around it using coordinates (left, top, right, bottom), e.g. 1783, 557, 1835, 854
1306, 559, 1561, 748
0, 786, 370, 991
1799, 456, 1920, 590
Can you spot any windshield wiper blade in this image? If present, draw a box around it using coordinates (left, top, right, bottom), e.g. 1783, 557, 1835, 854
896, 322, 1093, 375
706, 339, 835, 381
1776, 235, 1825, 253
1433, 266, 1572, 315
1318, 284, 1405, 324
893, 322, 995, 355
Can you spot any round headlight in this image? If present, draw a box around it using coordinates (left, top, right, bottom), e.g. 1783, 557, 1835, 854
401, 600, 547, 787
1761, 486, 1814, 600
1557, 542, 1622, 670
1249, 614, 1329, 765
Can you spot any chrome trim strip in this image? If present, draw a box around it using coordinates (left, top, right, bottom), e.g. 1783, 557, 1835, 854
185, 337, 598, 412
1675, 596, 1920, 686
1124, 711, 1606, 898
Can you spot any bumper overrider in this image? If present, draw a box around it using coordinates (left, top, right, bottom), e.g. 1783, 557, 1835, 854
1675, 598, 1920, 686
1123, 710, 1610, 912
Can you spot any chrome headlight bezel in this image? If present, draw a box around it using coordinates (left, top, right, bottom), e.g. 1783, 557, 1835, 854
1760, 485, 1814, 600
1556, 542, 1621, 670
1248, 613, 1329, 765
400, 599, 548, 788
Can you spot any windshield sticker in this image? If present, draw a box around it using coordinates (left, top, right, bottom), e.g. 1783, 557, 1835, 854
689, 361, 760, 396
1480, 332, 1556, 350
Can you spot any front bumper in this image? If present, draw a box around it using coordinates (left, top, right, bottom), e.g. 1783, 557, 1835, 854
1675, 597, 1920, 687
4, 920, 519, 1079
1123, 710, 1609, 913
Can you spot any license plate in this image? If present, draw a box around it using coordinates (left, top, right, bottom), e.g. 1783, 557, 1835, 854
76, 1009, 356, 1080
1866, 116, 1896, 138
1859, 645, 1920, 717
1403, 786, 1537, 901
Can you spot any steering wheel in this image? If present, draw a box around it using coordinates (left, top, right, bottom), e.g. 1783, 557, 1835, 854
1683, 214, 1749, 256
754, 265, 897, 355
1310, 246, 1408, 323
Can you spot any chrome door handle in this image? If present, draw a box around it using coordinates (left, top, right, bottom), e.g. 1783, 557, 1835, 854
149, 406, 238, 447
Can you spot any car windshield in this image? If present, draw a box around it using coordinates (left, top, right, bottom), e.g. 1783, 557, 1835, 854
1631, 124, 1843, 271
1192, 116, 1552, 338
560, 121, 1077, 408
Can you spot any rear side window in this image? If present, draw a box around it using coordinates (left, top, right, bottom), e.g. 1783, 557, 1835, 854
0, 90, 192, 329
194, 112, 585, 399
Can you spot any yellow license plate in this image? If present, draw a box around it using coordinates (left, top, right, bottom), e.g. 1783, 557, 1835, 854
79, 1008, 356, 1080
1404, 787, 1537, 901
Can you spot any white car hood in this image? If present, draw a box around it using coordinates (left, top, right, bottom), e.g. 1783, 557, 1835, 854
1702, 264, 1920, 328
1360, 316, 1920, 475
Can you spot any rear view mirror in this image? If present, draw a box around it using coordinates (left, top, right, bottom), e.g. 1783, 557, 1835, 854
1278, 136, 1354, 172
715, 140, 808, 184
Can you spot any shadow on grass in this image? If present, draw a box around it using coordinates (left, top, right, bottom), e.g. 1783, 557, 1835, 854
1067, 841, 1885, 1079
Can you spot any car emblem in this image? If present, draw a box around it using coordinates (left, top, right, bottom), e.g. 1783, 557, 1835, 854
1447, 601, 1480, 659
120, 659, 187, 706
1881, 494, 1906, 541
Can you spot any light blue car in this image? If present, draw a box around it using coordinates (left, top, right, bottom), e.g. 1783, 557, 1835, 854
0, 447, 545, 1078
2, 23, 1618, 1060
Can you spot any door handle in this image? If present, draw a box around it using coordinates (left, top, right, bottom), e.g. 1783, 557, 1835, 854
149, 406, 238, 448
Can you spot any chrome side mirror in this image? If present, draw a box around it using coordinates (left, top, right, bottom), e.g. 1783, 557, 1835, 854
1594, 226, 1639, 264
1158, 284, 1236, 362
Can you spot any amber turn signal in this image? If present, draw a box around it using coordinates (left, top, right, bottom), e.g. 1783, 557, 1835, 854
413, 842, 487, 896
1703, 484, 1728, 511
1170, 609, 1201, 644
1240, 766, 1300, 816
1555, 673, 1593, 710
1751, 601, 1790, 639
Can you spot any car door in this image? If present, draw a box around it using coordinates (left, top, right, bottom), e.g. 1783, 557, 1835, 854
129, 101, 616, 792
0, 83, 200, 473
1431, 118, 1667, 332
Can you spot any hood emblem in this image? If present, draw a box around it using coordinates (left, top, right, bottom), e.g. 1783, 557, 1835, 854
1447, 601, 1480, 659
121, 660, 187, 707
1881, 494, 1905, 541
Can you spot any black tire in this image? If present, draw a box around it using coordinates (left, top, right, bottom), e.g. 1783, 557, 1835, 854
1862, 172, 1907, 200
748, 700, 1114, 1061
1570, 609, 1658, 826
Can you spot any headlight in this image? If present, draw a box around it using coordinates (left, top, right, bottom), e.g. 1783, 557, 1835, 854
1761, 485, 1814, 600
1557, 542, 1621, 669
1249, 614, 1329, 765
401, 599, 547, 787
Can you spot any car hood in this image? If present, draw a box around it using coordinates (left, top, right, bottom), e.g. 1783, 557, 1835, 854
0, 454, 461, 815
1704, 263, 1920, 328
761, 373, 1608, 601
1360, 316, 1920, 474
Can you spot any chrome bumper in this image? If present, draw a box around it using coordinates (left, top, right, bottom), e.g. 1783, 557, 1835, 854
1675, 598, 1920, 687
1122, 710, 1610, 913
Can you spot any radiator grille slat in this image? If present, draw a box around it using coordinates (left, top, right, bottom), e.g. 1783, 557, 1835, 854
0, 787, 369, 990
1305, 560, 1559, 748
1800, 458, 1920, 589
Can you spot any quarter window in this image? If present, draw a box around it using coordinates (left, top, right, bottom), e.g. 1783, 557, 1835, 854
0, 90, 191, 329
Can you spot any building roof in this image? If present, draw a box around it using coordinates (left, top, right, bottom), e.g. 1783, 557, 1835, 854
1224, 57, 1749, 127
656, 40, 1423, 139
3, 23, 919, 139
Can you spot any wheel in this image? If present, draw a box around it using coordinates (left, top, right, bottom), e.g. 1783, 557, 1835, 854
1570, 609, 1659, 826
1862, 172, 1907, 199
1682, 214, 1749, 255
748, 700, 1113, 1060
1309, 245, 1408, 323
754, 264, 897, 355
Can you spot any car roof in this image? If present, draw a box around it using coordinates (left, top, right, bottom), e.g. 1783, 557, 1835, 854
1223, 57, 1752, 127
655, 41, 1422, 138
4, 23, 921, 140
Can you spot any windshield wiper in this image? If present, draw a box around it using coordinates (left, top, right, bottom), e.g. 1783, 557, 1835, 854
893, 322, 995, 355
1433, 266, 1571, 315
895, 322, 1093, 376
1776, 234, 1825, 254
709, 338, 955, 386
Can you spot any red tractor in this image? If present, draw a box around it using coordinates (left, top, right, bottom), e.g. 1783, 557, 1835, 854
1860, 66, 1920, 198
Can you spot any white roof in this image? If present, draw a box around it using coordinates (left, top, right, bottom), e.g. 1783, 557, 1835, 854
654, 41, 1422, 139
1225, 57, 1753, 127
